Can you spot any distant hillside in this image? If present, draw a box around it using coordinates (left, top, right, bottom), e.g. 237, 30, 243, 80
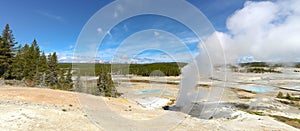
59, 62, 187, 76
238, 62, 300, 68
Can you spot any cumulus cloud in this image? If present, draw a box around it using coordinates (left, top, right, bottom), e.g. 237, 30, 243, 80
206, 0, 300, 63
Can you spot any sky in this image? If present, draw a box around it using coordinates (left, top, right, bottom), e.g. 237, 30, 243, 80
1, 0, 299, 63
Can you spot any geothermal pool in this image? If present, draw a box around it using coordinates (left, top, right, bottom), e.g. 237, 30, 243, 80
238, 85, 276, 93
135, 89, 172, 96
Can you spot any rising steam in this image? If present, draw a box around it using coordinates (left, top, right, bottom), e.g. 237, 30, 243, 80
176, 0, 300, 117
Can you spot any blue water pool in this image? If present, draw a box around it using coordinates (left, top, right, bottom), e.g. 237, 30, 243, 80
135, 89, 172, 96
239, 85, 276, 93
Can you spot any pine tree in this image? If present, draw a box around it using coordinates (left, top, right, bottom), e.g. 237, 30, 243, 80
54, 68, 73, 90
65, 68, 73, 89
0, 36, 13, 78
27, 40, 39, 80
38, 52, 48, 87
2, 24, 17, 52
56, 69, 66, 90
31, 39, 41, 85
11, 40, 49, 86
11, 45, 24, 80
2, 24, 17, 79
38, 52, 47, 72
22, 44, 31, 78
46, 53, 58, 87
97, 69, 119, 97
0, 24, 17, 79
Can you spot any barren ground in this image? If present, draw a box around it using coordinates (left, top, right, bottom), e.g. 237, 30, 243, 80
0, 85, 299, 130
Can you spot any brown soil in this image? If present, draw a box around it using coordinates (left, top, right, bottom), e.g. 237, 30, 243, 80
0, 86, 79, 107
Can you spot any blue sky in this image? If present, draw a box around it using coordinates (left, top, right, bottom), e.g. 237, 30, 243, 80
0, 0, 266, 63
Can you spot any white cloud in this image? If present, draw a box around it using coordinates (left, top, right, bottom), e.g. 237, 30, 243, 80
206, 0, 300, 63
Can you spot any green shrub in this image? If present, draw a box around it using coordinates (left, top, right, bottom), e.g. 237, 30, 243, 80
277, 92, 284, 98
244, 110, 264, 116
286, 93, 292, 100
277, 92, 300, 101
4, 81, 13, 85
271, 115, 300, 129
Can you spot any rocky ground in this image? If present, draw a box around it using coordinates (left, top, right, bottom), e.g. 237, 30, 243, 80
0, 86, 99, 130
1, 67, 300, 130
0, 84, 299, 130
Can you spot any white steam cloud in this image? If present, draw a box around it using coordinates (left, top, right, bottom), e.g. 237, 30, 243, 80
215, 0, 300, 63
176, 0, 300, 118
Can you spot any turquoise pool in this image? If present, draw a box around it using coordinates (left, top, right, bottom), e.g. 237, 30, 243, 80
239, 85, 276, 93
135, 89, 172, 96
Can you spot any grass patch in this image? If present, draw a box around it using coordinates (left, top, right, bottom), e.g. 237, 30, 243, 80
243, 110, 300, 129
243, 110, 265, 116
276, 92, 300, 109
270, 115, 300, 129
241, 109, 300, 129
290, 103, 300, 109
238, 96, 253, 99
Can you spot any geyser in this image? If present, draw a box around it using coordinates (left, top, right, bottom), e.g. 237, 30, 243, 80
175, 33, 227, 119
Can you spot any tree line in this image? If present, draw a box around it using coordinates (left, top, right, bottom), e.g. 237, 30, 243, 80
129, 62, 185, 76
0, 24, 73, 90
61, 62, 185, 77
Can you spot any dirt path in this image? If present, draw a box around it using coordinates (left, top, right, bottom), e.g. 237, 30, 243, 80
77, 93, 207, 130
